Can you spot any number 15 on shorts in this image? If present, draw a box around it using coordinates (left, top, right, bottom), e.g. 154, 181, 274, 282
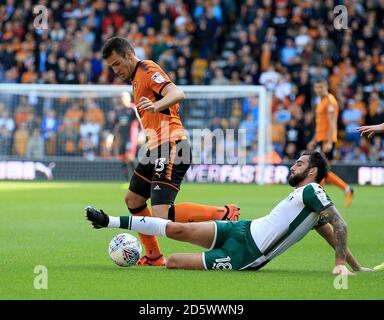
155, 158, 166, 172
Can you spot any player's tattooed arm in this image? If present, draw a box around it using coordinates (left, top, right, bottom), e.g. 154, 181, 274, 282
319, 205, 348, 265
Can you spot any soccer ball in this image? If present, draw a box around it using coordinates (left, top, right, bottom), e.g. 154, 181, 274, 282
108, 233, 142, 267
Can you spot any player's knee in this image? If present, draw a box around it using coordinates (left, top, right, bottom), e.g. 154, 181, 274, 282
124, 192, 130, 207
125, 191, 145, 209
165, 223, 185, 240
166, 254, 180, 269
151, 205, 169, 219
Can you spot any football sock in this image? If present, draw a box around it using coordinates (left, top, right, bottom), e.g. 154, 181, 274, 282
170, 203, 228, 222
326, 171, 349, 191
129, 206, 162, 258
111, 216, 170, 236
108, 216, 120, 227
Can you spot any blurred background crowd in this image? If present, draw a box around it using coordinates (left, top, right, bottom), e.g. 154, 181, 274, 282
0, 0, 384, 163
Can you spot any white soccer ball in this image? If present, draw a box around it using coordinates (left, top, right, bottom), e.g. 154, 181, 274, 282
108, 233, 142, 267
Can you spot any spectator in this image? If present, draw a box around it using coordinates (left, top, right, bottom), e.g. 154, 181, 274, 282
64, 103, 84, 130
26, 128, 44, 159
345, 147, 369, 163
0, 109, 15, 133
58, 118, 79, 156
0, 125, 12, 155
259, 65, 281, 91
274, 103, 291, 125
242, 96, 259, 120
367, 92, 384, 125
13, 123, 29, 157
102, 2, 125, 34
301, 111, 315, 151
342, 102, 364, 145
80, 116, 100, 147
210, 68, 229, 85
41, 109, 59, 141
283, 142, 298, 161
80, 132, 97, 161
84, 99, 105, 127
44, 131, 57, 156
271, 117, 286, 157
369, 136, 384, 162
284, 118, 303, 159
239, 114, 257, 149
280, 38, 299, 67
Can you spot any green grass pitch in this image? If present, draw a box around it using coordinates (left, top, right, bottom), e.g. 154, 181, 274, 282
1, 181, 383, 300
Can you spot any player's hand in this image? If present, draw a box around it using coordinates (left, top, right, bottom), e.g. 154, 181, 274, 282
356, 123, 384, 139
322, 141, 333, 153
136, 97, 158, 113
307, 140, 316, 150
332, 264, 354, 276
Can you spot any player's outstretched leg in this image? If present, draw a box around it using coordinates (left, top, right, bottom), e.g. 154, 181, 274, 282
85, 206, 216, 270
86, 206, 215, 246
85, 206, 166, 266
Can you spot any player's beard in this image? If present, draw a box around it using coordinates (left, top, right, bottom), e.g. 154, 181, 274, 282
288, 167, 310, 187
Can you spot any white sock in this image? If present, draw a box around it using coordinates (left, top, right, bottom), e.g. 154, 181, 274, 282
120, 216, 170, 237
107, 216, 120, 228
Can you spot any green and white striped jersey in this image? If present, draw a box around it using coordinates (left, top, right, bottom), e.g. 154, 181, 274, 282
250, 183, 333, 263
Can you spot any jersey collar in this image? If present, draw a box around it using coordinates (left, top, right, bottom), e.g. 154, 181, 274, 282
130, 60, 142, 82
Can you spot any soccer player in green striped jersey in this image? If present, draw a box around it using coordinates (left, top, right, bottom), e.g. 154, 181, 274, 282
86, 151, 373, 274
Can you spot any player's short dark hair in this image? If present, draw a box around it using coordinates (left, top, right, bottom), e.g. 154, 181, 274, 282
301, 151, 329, 183
102, 37, 135, 59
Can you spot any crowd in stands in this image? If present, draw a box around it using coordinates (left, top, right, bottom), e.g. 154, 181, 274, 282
0, 0, 384, 163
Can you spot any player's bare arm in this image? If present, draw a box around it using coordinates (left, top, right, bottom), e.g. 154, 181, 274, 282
356, 123, 384, 139
315, 223, 373, 272
318, 205, 353, 275
136, 84, 185, 113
